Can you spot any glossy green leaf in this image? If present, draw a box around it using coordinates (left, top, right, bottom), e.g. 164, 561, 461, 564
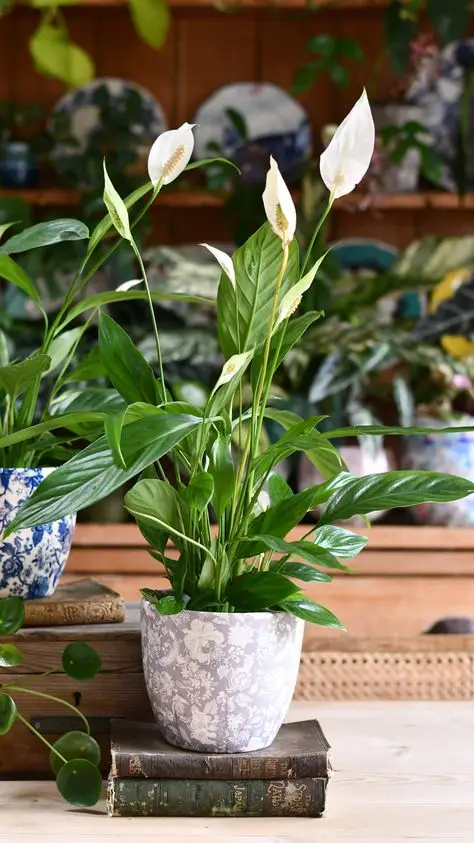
6, 413, 201, 531
129, 0, 170, 49
125, 479, 181, 537
0, 329, 8, 367
208, 434, 234, 518
185, 157, 240, 174
0, 255, 43, 312
384, 0, 417, 76
313, 524, 368, 559
227, 571, 301, 612
270, 560, 332, 583
103, 161, 131, 241
99, 312, 157, 405
268, 473, 293, 506
217, 221, 298, 357
305, 437, 347, 480
183, 471, 214, 513
0, 693, 17, 734
0, 219, 89, 255
249, 534, 350, 571
320, 471, 474, 526
427, 0, 469, 44
44, 328, 83, 375
144, 593, 185, 615
0, 411, 107, 452
252, 417, 327, 481
62, 643, 101, 681
322, 424, 474, 440
63, 347, 105, 384
0, 596, 24, 635
267, 310, 324, 374
0, 643, 23, 667
280, 595, 345, 628
237, 487, 317, 558
56, 758, 102, 807
30, 23, 94, 88
0, 355, 50, 400
49, 731, 101, 776
103, 403, 160, 469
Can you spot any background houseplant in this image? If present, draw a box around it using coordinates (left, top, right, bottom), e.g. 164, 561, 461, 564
8, 95, 474, 755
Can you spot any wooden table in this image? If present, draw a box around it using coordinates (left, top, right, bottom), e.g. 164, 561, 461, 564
1, 700, 473, 841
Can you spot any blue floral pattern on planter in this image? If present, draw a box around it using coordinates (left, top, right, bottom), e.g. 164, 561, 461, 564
0, 468, 76, 599
400, 416, 474, 526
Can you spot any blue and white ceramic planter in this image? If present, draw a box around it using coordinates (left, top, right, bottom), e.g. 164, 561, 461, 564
400, 416, 474, 526
0, 468, 76, 599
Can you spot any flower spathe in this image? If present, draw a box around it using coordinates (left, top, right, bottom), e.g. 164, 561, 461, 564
262, 156, 296, 247
148, 123, 196, 187
201, 243, 235, 288
319, 89, 375, 199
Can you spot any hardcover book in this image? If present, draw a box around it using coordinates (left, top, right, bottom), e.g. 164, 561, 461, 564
110, 718, 332, 780
107, 775, 329, 817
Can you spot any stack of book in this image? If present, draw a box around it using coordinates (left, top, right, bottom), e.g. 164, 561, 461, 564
107, 718, 332, 817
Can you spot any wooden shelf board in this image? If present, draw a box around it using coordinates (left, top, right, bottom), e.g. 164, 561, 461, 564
19, 0, 388, 7
1, 187, 471, 211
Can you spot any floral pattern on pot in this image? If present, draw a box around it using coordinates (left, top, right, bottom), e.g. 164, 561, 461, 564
400, 416, 474, 526
0, 468, 76, 599
141, 597, 304, 753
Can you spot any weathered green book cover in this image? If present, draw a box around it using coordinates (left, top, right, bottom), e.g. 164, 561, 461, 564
107, 775, 328, 817
110, 718, 331, 780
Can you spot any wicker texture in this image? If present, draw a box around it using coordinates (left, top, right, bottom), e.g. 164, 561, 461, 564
295, 651, 473, 701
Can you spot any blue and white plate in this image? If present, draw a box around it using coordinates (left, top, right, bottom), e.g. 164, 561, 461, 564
49, 78, 167, 186
407, 40, 474, 190
193, 83, 312, 183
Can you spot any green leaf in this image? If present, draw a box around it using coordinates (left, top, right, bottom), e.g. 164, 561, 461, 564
87, 182, 152, 255
144, 593, 185, 615
183, 471, 214, 513
49, 731, 101, 777
278, 252, 327, 324
0, 254, 44, 314
56, 758, 102, 807
237, 487, 317, 558
102, 161, 131, 241
0, 411, 108, 452
45, 328, 83, 375
268, 473, 293, 506
322, 424, 474, 440
267, 310, 324, 374
0, 355, 50, 399
227, 571, 301, 612
185, 157, 240, 174
0, 643, 23, 667
0, 596, 24, 634
217, 221, 298, 357
270, 560, 332, 583
427, 0, 469, 44
303, 436, 347, 481
129, 0, 170, 49
104, 402, 160, 469
0, 219, 89, 255
99, 312, 157, 405
0, 329, 8, 367
30, 23, 94, 88
63, 346, 105, 384
384, 0, 417, 76
292, 62, 318, 93
250, 534, 350, 571
279, 595, 345, 628
313, 524, 368, 559
62, 643, 101, 681
124, 479, 182, 545
320, 471, 474, 526
0, 693, 17, 734
252, 417, 327, 481
208, 434, 235, 518
6, 413, 201, 531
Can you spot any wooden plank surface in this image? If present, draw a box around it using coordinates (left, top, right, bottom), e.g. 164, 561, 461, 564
2, 701, 474, 841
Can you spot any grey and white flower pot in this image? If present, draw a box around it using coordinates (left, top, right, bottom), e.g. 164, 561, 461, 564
0, 468, 76, 599
141, 597, 304, 753
372, 103, 424, 193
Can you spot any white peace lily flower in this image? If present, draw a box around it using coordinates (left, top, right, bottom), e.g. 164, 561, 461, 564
277, 252, 328, 326
115, 279, 143, 292
262, 156, 296, 246
200, 243, 235, 287
148, 122, 196, 187
215, 350, 253, 389
319, 90, 375, 199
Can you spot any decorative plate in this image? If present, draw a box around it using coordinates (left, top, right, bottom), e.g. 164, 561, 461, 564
407, 40, 474, 190
49, 78, 167, 186
193, 83, 312, 182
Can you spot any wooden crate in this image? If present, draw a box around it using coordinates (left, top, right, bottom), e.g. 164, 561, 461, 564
65, 524, 474, 639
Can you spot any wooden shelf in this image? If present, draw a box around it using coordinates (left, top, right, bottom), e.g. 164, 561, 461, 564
19, 0, 388, 7
1, 187, 471, 212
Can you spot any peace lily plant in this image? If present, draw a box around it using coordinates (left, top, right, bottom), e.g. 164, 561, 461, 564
4, 90, 474, 765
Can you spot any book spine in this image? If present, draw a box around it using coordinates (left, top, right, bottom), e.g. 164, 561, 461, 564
107, 777, 327, 817
111, 749, 330, 780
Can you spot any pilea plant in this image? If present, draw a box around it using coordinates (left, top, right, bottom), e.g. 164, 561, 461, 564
6, 93, 474, 625
0, 595, 102, 806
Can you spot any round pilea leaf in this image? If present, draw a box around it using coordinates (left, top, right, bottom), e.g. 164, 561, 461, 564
61, 643, 101, 681
0, 693, 17, 734
56, 758, 102, 807
0, 643, 23, 667
49, 731, 101, 776
0, 596, 24, 635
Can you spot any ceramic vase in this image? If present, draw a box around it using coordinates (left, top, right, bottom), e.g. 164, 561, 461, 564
0, 468, 76, 599
400, 416, 474, 526
141, 597, 304, 753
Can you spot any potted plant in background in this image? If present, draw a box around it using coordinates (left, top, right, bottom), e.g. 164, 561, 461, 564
8, 93, 474, 756
0, 101, 46, 190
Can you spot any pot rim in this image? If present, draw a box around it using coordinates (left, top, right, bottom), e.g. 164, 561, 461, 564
1, 466, 56, 474
141, 595, 301, 622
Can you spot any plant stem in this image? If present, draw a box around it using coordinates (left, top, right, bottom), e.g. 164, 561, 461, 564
131, 240, 166, 398
16, 712, 67, 764
300, 196, 334, 277
5, 685, 90, 735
